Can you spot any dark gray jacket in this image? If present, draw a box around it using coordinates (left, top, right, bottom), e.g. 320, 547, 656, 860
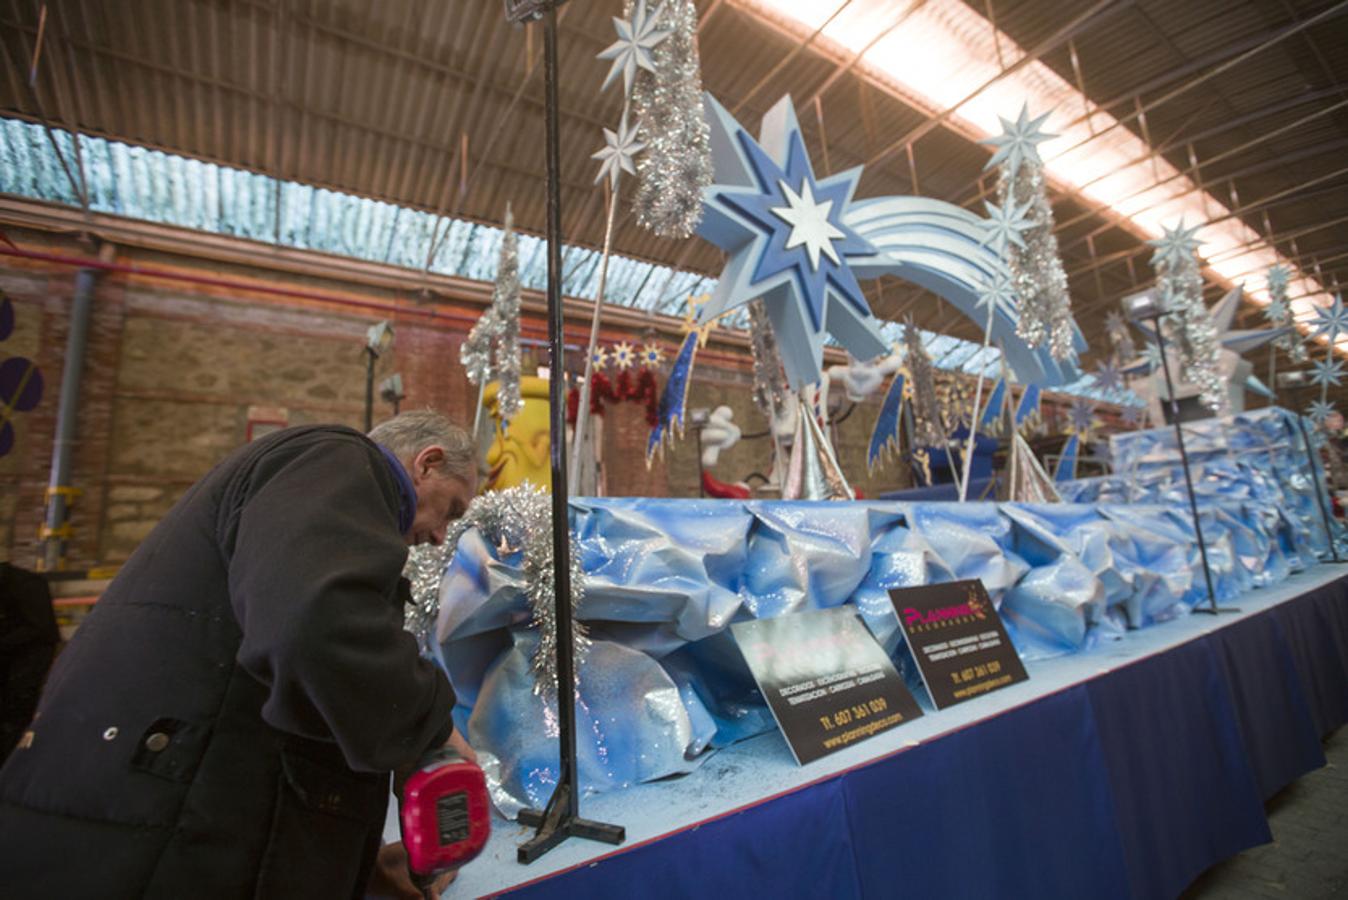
0, 425, 455, 898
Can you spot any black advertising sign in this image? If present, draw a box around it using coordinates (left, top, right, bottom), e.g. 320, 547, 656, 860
888, 579, 1028, 710
731, 606, 923, 766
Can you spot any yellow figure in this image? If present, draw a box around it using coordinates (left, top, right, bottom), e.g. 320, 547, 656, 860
483, 376, 552, 492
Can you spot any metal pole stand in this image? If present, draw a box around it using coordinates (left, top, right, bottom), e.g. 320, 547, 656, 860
1152, 314, 1237, 614
513, 0, 624, 864
1292, 412, 1344, 563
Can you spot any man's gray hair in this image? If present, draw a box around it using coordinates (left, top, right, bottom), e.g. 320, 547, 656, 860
368, 410, 475, 480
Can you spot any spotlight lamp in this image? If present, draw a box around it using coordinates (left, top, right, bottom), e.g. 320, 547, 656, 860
366, 320, 394, 356
379, 373, 405, 407
1121, 289, 1167, 323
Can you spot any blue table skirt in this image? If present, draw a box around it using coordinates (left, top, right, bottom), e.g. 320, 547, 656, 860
447, 569, 1347, 900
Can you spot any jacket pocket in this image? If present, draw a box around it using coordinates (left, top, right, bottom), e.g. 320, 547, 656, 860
253, 749, 388, 899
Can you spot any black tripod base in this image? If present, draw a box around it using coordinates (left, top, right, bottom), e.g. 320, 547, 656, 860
516, 806, 625, 864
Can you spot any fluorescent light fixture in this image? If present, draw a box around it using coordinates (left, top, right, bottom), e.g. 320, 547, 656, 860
739, 0, 1336, 343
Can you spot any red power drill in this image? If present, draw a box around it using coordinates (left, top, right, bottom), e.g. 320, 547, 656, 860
399, 746, 492, 898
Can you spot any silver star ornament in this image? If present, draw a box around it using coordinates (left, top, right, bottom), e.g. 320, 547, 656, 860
593, 111, 645, 187
981, 104, 1057, 177
980, 197, 1034, 253
596, 0, 671, 97
1147, 219, 1204, 269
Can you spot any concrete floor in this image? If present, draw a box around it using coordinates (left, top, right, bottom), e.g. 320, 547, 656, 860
1184, 728, 1348, 899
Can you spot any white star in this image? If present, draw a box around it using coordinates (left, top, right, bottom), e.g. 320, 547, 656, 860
981, 104, 1057, 177
771, 178, 844, 271
593, 110, 645, 188
596, 0, 671, 97
591, 346, 609, 370
1147, 219, 1204, 269
1267, 265, 1290, 293
641, 342, 665, 369
980, 198, 1034, 252
975, 272, 1016, 316
1264, 295, 1288, 324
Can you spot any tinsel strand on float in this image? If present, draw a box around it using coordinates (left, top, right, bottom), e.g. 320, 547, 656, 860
747, 298, 790, 424
460, 208, 522, 421
627, 0, 712, 239
902, 320, 946, 446
404, 485, 589, 698
1266, 266, 1307, 363
1153, 244, 1228, 415
996, 160, 1074, 361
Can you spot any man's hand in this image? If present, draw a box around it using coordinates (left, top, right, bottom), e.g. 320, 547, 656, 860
367, 841, 456, 899
445, 727, 477, 765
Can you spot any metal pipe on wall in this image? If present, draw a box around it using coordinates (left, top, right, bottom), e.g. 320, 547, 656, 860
43, 266, 98, 570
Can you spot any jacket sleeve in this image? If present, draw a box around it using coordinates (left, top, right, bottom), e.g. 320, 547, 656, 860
224, 437, 455, 773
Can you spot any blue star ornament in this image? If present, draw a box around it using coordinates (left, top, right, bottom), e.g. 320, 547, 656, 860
1311, 357, 1345, 388
1092, 359, 1125, 394
696, 94, 887, 389
1068, 397, 1095, 434
1308, 294, 1348, 340
1308, 399, 1336, 425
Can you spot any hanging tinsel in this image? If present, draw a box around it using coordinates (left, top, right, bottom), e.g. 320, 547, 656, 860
747, 298, 790, 425
566, 367, 660, 427
1265, 265, 1307, 364
984, 106, 1074, 361
902, 319, 946, 447
626, 0, 713, 239
460, 207, 523, 422
1148, 220, 1228, 415
403, 484, 589, 698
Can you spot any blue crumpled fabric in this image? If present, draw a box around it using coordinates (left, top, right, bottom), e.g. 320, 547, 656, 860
438, 407, 1337, 815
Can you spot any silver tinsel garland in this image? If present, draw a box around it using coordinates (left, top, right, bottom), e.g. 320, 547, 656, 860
403, 484, 589, 699
1267, 268, 1307, 364
627, 0, 712, 239
748, 298, 790, 423
902, 320, 946, 447
1153, 250, 1228, 415
997, 160, 1074, 361
460, 209, 523, 421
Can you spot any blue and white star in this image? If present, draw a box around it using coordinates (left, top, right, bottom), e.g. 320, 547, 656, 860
1311, 357, 1345, 388
593, 110, 644, 188
596, 0, 671, 97
591, 346, 609, 370
981, 104, 1056, 177
641, 342, 665, 369
1308, 399, 1336, 425
1307, 294, 1348, 341
975, 272, 1017, 318
695, 94, 887, 389
1147, 219, 1204, 269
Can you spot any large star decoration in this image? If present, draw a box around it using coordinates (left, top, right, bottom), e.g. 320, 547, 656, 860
1308, 294, 1348, 341
695, 94, 887, 389
596, 0, 671, 97
593, 110, 644, 188
1147, 219, 1204, 269
981, 104, 1056, 177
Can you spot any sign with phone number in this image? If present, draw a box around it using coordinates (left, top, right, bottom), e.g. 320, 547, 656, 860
732, 607, 923, 765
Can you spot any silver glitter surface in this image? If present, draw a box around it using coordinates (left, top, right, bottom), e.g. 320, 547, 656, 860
403, 484, 588, 698
903, 319, 946, 447
627, 0, 713, 239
